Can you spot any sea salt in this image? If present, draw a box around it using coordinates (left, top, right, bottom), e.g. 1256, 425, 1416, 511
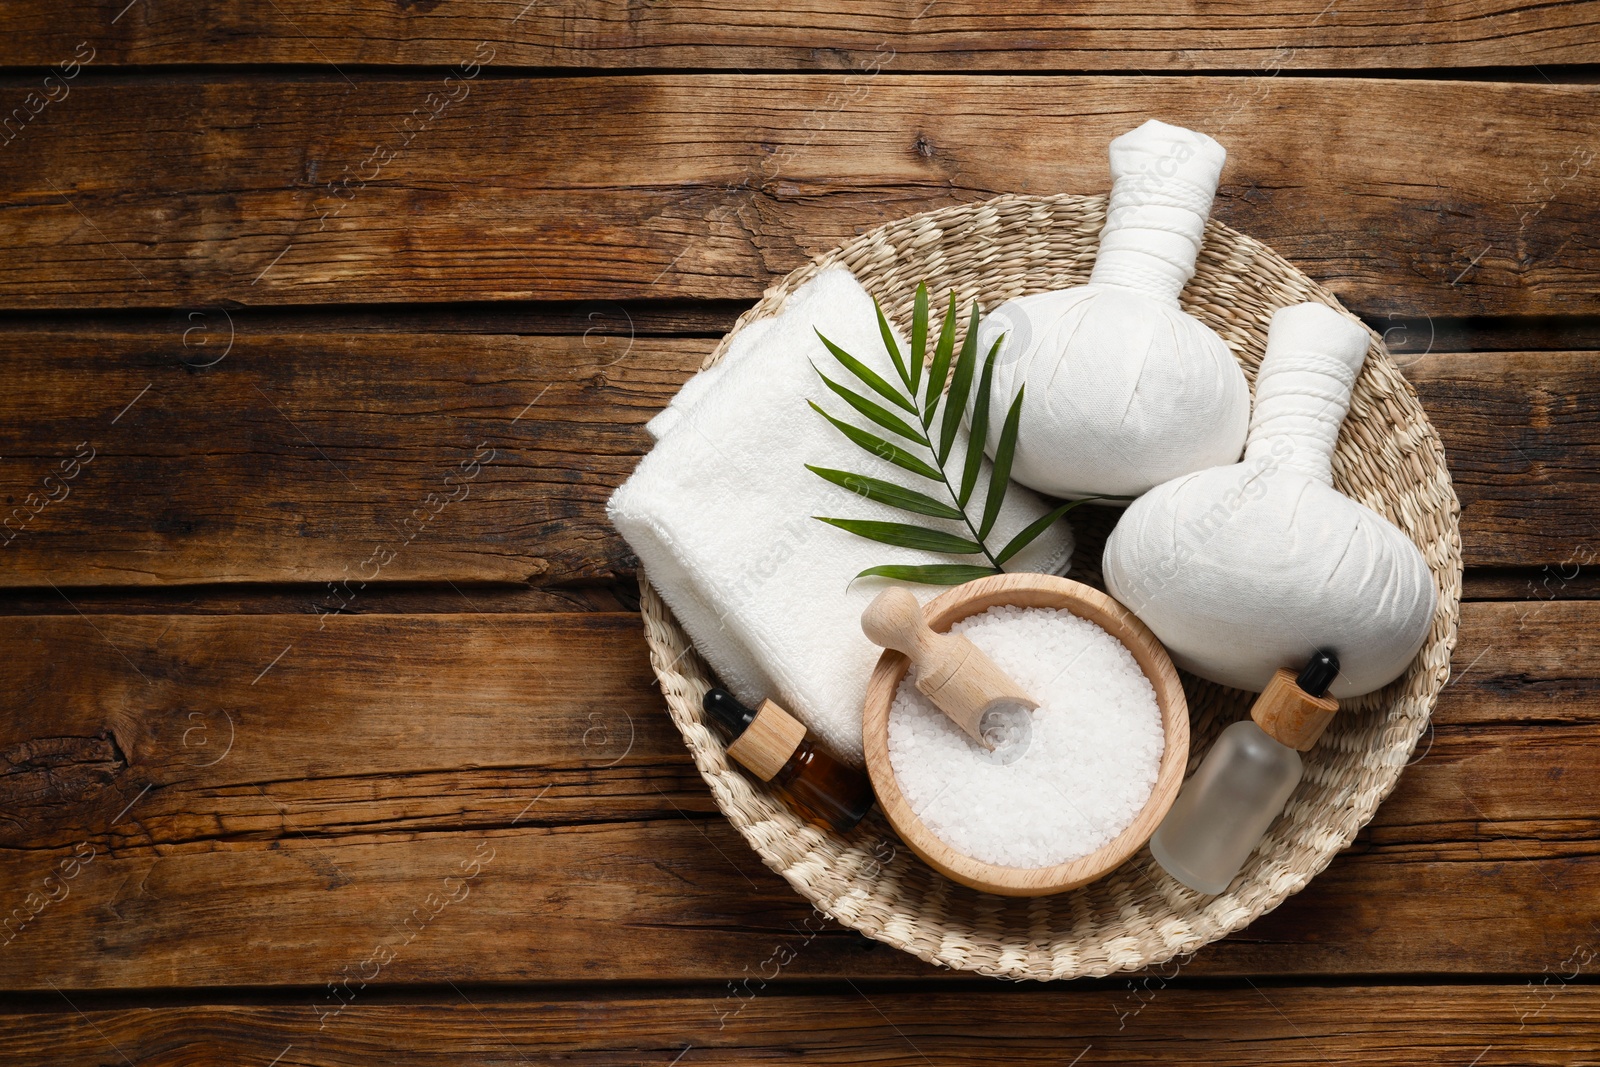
887, 604, 1164, 869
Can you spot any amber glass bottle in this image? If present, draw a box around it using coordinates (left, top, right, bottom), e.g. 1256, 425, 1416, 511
703, 688, 874, 833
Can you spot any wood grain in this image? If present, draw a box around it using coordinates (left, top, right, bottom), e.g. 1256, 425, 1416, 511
5, 1, 1599, 69
1248, 668, 1339, 751
0, 330, 1591, 586
2, 77, 1595, 315
0, 330, 697, 587
1408, 350, 1600, 568
0, 613, 701, 853
0, 602, 1594, 988
0, 0, 1588, 1054
0, 986, 1595, 1065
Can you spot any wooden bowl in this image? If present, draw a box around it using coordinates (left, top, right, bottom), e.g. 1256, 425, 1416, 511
861, 572, 1190, 897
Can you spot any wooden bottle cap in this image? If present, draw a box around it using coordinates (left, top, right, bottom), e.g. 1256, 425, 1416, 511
1251, 668, 1340, 751
861, 587, 1038, 749
726, 699, 808, 781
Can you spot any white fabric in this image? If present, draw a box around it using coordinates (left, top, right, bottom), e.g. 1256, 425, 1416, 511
1242, 302, 1362, 485
609, 268, 1076, 763
974, 119, 1250, 499
1091, 118, 1227, 305
1102, 302, 1437, 699
644, 314, 778, 441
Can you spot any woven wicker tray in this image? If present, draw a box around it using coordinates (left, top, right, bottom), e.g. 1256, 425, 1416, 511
635, 192, 1463, 980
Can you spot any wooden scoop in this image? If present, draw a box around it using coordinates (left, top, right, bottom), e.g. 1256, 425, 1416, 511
861, 587, 1038, 749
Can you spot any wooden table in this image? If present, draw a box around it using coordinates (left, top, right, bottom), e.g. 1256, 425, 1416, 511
1, 4, 1597, 1062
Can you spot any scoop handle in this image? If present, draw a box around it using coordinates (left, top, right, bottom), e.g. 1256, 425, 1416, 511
860, 587, 946, 664
861, 588, 1037, 749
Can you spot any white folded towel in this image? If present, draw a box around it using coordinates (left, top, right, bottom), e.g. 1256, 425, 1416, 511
609, 268, 1075, 763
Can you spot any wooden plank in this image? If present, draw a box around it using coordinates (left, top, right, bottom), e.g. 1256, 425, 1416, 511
3, 816, 1591, 987
6, 1, 1600, 69
0, 613, 705, 852
1447, 600, 1600, 723
1406, 350, 1600, 569
0, 330, 1591, 585
0, 602, 1595, 987
2, 76, 1596, 316
0, 330, 700, 586
0, 987, 1595, 1065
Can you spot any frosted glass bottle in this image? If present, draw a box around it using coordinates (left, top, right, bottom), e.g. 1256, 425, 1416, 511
1149, 720, 1302, 894
1150, 651, 1340, 895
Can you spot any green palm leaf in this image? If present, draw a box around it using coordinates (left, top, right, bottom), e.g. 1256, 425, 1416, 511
909, 282, 928, 396
814, 369, 927, 445
924, 291, 959, 422
874, 299, 910, 389
808, 401, 941, 481
959, 334, 1002, 507
814, 517, 983, 555
814, 330, 917, 414
995, 498, 1096, 565
980, 385, 1025, 540
805, 281, 1069, 584
805, 466, 963, 519
938, 301, 981, 464
854, 563, 1002, 586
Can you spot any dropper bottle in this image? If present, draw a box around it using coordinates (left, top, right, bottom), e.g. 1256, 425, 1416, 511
1150, 651, 1341, 894
703, 688, 875, 834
